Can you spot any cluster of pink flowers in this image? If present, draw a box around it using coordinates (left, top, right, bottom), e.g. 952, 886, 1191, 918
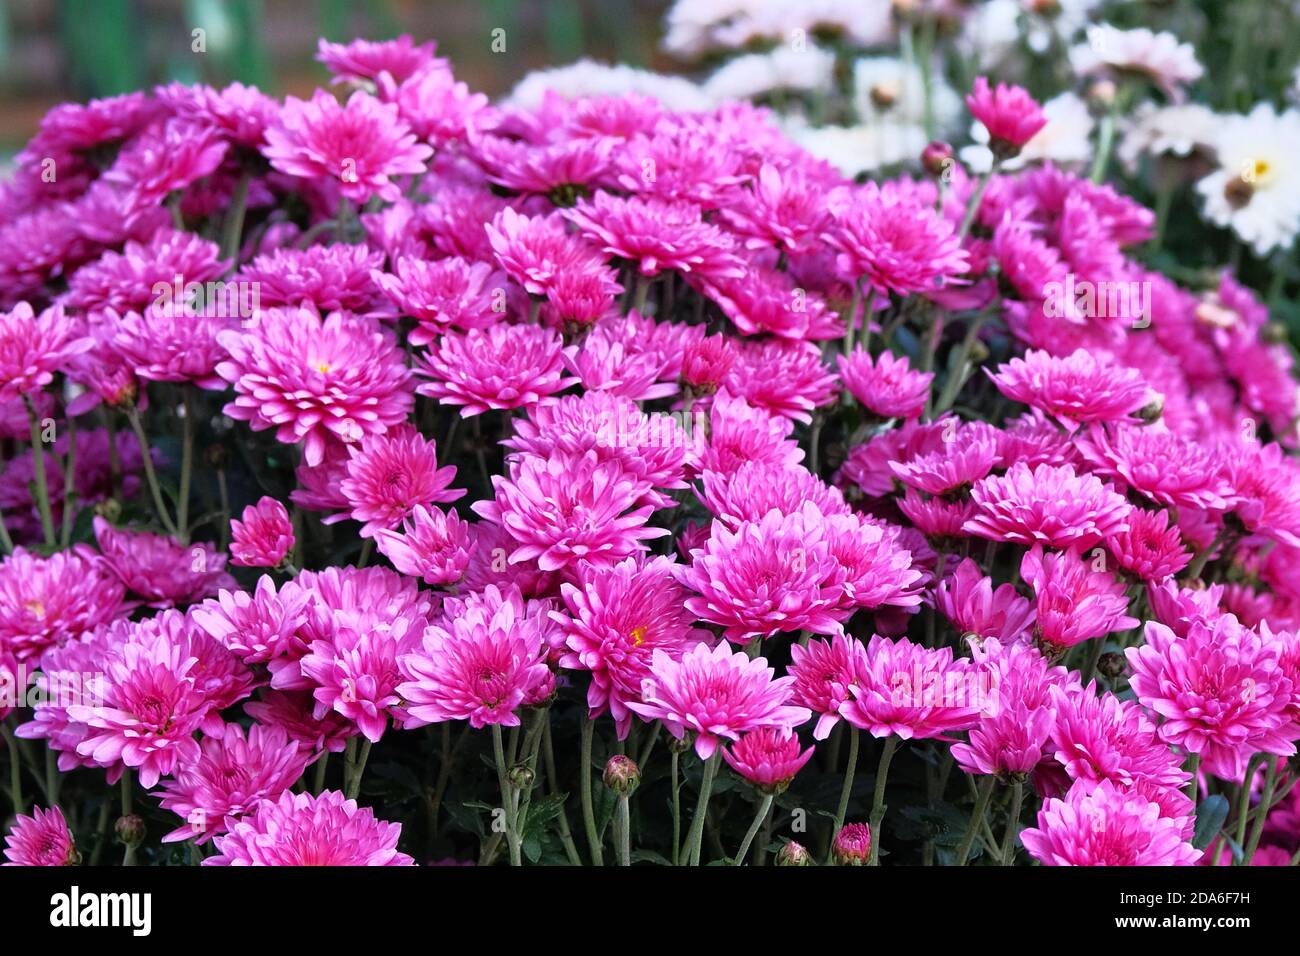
1, 32, 1299, 870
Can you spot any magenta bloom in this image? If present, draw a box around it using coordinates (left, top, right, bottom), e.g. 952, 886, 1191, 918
965, 463, 1131, 550
788, 633, 870, 740
245, 690, 353, 756
565, 192, 745, 280
263, 90, 432, 204
563, 324, 676, 402
1076, 425, 1234, 511
66, 228, 227, 314
0, 302, 93, 401
105, 305, 235, 389
190, 575, 312, 666
675, 506, 842, 644
397, 585, 552, 729
239, 245, 384, 315
724, 728, 814, 794
371, 256, 500, 344
722, 162, 831, 253
825, 181, 969, 296
965, 77, 1048, 154
627, 640, 811, 759
230, 496, 294, 568
988, 350, 1150, 431
336, 425, 464, 536
833, 823, 872, 865
556, 555, 706, 738
3, 806, 76, 866
1128, 617, 1296, 779
473, 451, 667, 573
1022, 779, 1199, 866
1048, 685, 1189, 793
838, 349, 933, 420
94, 518, 235, 608
156, 723, 310, 844
485, 206, 607, 298
1022, 546, 1138, 650
840, 636, 983, 740
374, 504, 472, 586
204, 790, 413, 866
217, 307, 413, 467
891, 431, 998, 495
416, 323, 576, 417
726, 338, 839, 425
0, 545, 126, 661
696, 389, 804, 475
1105, 507, 1191, 582
317, 35, 441, 84
935, 558, 1035, 643
698, 461, 849, 529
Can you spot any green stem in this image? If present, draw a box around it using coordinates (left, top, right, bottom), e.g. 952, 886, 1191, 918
579, 714, 604, 865
312, 751, 329, 795
1001, 780, 1024, 866
685, 751, 721, 866
126, 407, 178, 536
221, 173, 252, 263
1184, 751, 1200, 805
176, 390, 195, 544
615, 794, 631, 866
24, 397, 57, 547
541, 716, 583, 866
1089, 98, 1120, 184
734, 793, 774, 866
492, 725, 522, 866
832, 726, 860, 837
1242, 760, 1279, 865
868, 737, 899, 865
1, 725, 23, 815
0, 508, 13, 555
1186, 525, 1233, 581
670, 749, 681, 866
121, 774, 136, 866
957, 169, 994, 241
344, 738, 371, 800
954, 775, 997, 866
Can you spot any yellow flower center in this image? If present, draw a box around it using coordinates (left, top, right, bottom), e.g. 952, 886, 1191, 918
630, 625, 647, 647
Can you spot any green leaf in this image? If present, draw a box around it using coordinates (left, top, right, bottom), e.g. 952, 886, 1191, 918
1192, 795, 1230, 851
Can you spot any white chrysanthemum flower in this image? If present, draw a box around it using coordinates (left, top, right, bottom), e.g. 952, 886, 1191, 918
1117, 102, 1219, 173
703, 43, 836, 103
1195, 104, 1300, 256
960, 92, 1094, 172
852, 56, 962, 133
960, 0, 1100, 70
663, 0, 892, 57
505, 60, 711, 112
1070, 25, 1203, 100
781, 117, 927, 178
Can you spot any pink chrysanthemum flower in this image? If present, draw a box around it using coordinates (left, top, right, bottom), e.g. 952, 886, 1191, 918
1223, 442, 1300, 550
698, 461, 849, 529
840, 636, 983, 740
541, 266, 621, 329
936, 558, 1035, 643
987, 349, 1150, 431
681, 332, 739, 393
1076, 425, 1235, 511
675, 505, 842, 645
105, 304, 235, 390
485, 206, 607, 298
216, 307, 414, 467
565, 192, 745, 280
1105, 507, 1191, 581
722, 162, 831, 253
105, 118, 228, 216
93, 518, 235, 608
0, 303, 93, 401
398, 585, 552, 729
245, 690, 354, 756
1021, 779, 1199, 866
1128, 617, 1296, 779
726, 338, 839, 425
965, 463, 1131, 550
701, 268, 840, 342
1048, 685, 1189, 792
952, 638, 1071, 777
472, 133, 615, 196
371, 256, 500, 344
66, 228, 228, 314
374, 504, 472, 586
965, 77, 1048, 155
1023, 546, 1138, 650
696, 390, 804, 475
378, 62, 489, 148
898, 487, 977, 539
627, 641, 811, 759
416, 323, 576, 417
156, 723, 311, 844
317, 35, 441, 85
263, 90, 432, 204
473, 450, 667, 573
832, 822, 872, 865
239, 245, 384, 315
891, 433, 998, 496
204, 790, 413, 866
298, 609, 424, 743
838, 418, 947, 498
788, 632, 871, 741
563, 324, 676, 402
335, 425, 464, 537
190, 575, 312, 666
230, 496, 294, 568
823, 514, 925, 615
826, 181, 969, 296
838, 348, 933, 421
156, 80, 279, 148
0, 545, 126, 661
555, 555, 706, 738
2, 806, 77, 866
67, 625, 215, 788
724, 728, 814, 794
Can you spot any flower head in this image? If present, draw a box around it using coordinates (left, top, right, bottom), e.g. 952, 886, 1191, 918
416, 323, 576, 417
230, 497, 294, 568
1023, 546, 1138, 650
965, 77, 1048, 156
0, 303, 93, 401
0, 545, 126, 661
3, 806, 76, 866
965, 463, 1131, 550
374, 505, 472, 586
936, 558, 1035, 643
94, 518, 235, 608
838, 349, 933, 420
840, 635, 983, 740
724, 728, 814, 794
987, 349, 1150, 431
337, 425, 464, 536
1022, 779, 1199, 866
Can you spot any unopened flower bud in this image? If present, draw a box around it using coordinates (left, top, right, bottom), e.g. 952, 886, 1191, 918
603, 754, 640, 794
833, 822, 872, 865
94, 499, 122, 523
870, 80, 901, 109
115, 814, 145, 848
1137, 396, 1164, 424
668, 735, 692, 755
775, 841, 813, 866
1087, 79, 1117, 108
1097, 652, 1128, 680
922, 141, 954, 177
508, 764, 535, 791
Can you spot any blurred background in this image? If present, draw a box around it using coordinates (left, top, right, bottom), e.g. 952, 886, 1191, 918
0, 0, 674, 153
